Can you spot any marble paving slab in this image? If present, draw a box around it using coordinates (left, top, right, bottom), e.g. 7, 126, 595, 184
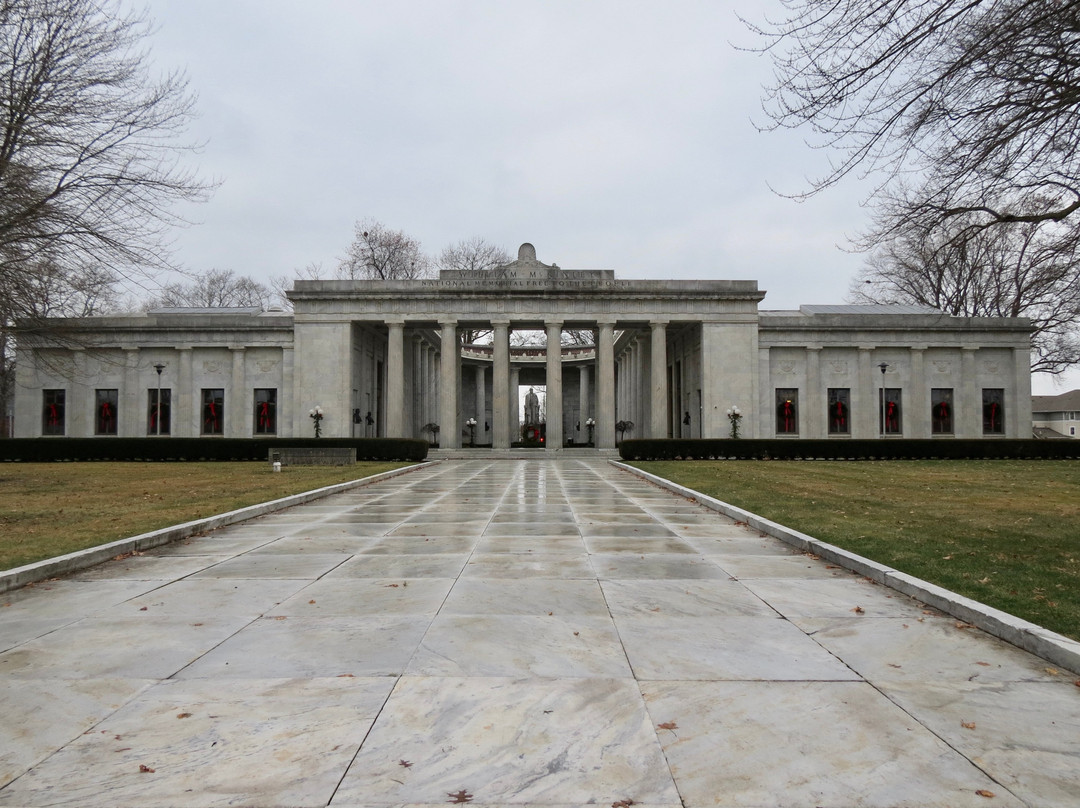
328, 554, 470, 579
103, 578, 309, 619
641, 680, 1024, 807
870, 679, 1080, 807
269, 578, 455, 616
741, 576, 932, 619
0, 677, 393, 808
600, 579, 777, 618
331, 677, 680, 807
0, 616, 251, 680
68, 554, 224, 581
175, 615, 431, 679
793, 615, 1068, 684
590, 553, 727, 580
406, 615, 633, 678
0, 677, 151, 788
439, 578, 610, 616
188, 552, 349, 579
461, 553, 594, 579
617, 616, 861, 681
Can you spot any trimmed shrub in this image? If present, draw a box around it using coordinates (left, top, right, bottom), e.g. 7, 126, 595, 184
0, 438, 429, 463
618, 438, 1080, 461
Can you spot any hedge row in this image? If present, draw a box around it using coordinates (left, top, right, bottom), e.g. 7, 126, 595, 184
0, 437, 429, 463
618, 438, 1080, 461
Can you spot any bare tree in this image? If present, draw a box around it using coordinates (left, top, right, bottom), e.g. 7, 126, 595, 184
339, 219, 433, 280
854, 202, 1080, 373
153, 269, 273, 309
437, 237, 511, 273
750, 0, 1080, 230
0, 0, 210, 306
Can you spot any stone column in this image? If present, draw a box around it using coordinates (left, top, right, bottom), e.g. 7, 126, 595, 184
509, 365, 520, 443
177, 347, 193, 437
805, 346, 822, 438
856, 347, 875, 438
439, 320, 460, 448
909, 347, 927, 438
579, 364, 591, 442
1012, 346, 1031, 438
960, 347, 978, 438
649, 321, 669, 438
385, 320, 405, 437
123, 348, 140, 437
546, 321, 563, 451
473, 364, 485, 443
229, 346, 246, 437
597, 322, 616, 449
492, 321, 510, 449
280, 347, 293, 437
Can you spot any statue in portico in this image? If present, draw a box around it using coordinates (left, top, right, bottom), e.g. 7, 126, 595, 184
524, 387, 541, 425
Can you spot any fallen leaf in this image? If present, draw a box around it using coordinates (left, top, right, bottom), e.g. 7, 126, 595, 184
308, 600, 316, 604
399, 759, 412, 768
657, 721, 678, 731
962, 721, 976, 730
447, 789, 473, 803
139, 606, 148, 611
612, 801, 635, 808
852, 606, 865, 614
955, 622, 973, 630
336, 673, 355, 678
1045, 667, 1060, 676
271, 616, 287, 621
139, 764, 155, 773
976, 789, 995, 798
975, 661, 991, 667
888, 663, 902, 669
176, 713, 192, 719
386, 583, 399, 588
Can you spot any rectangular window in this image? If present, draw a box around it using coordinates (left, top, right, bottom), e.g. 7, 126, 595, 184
983, 388, 1005, 434
879, 388, 902, 434
201, 388, 224, 435
148, 389, 172, 435
775, 388, 799, 434
42, 389, 66, 435
95, 389, 118, 435
254, 388, 277, 434
827, 388, 850, 434
931, 388, 953, 434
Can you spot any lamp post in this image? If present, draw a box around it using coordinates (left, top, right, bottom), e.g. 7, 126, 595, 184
153, 363, 165, 436
585, 417, 595, 446
466, 417, 477, 447
878, 362, 889, 438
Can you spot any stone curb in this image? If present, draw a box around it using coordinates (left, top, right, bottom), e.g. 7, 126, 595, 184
613, 460, 1080, 676
0, 463, 432, 596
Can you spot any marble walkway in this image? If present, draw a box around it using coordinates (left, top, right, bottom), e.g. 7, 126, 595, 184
1, 459, 1078, 808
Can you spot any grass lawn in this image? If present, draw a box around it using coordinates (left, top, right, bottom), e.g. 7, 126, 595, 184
632, 460, 1080, 641
0, 461, 411, 571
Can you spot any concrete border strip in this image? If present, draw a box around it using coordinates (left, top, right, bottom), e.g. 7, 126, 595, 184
0, 462, 434, 596
613, 460, 1080, 676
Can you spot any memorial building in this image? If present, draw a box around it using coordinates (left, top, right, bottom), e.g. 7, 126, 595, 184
14, 244, 1033, 448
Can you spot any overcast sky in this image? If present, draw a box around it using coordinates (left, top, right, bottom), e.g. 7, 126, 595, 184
137, 0, 1075, 394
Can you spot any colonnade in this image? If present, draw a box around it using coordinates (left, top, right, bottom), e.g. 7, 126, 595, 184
379, 319, 672, 450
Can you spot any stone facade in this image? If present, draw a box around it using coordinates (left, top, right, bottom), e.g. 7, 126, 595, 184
14, 245, 1033, 447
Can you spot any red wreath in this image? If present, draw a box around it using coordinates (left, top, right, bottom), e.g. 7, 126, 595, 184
98, 401, 115, 432
987, 402, 1000, 431
885, 400, 898, 432
934, 401, 950, 431
205, 401, 220, 431
780, 400, 795, 432
832, 400, 847, 430
46, 403, 60, 426
258, 401, 271, 429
